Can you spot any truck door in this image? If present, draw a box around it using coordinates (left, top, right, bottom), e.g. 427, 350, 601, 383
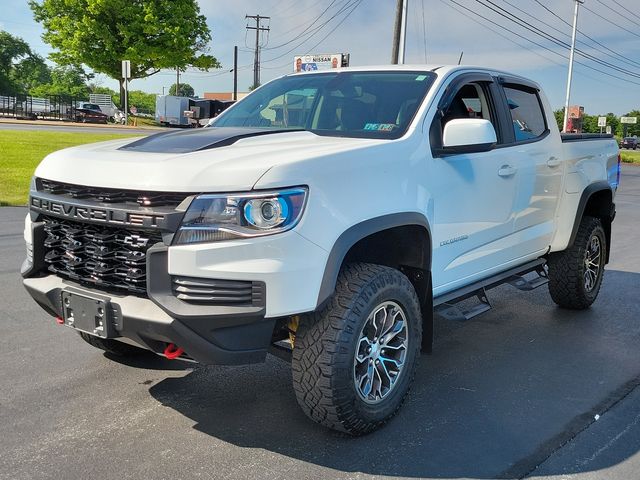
496, 81, 564, 258
429, 76, 522, 295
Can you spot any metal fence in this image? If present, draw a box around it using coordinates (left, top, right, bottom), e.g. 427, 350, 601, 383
0, 93, 80, 121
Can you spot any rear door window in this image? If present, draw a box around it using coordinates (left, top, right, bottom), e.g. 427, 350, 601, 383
503, 86, 547, 142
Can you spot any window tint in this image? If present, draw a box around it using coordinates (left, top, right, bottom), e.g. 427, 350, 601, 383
440, 82, 499, 142
503, 86, 546, 141
212, 71, 436, 139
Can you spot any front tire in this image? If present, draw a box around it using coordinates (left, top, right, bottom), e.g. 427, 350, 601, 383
291, 263, 422, 435
547, 215, 606, 309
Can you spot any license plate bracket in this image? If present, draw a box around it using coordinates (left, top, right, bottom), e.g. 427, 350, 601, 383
61, 291, 114, 338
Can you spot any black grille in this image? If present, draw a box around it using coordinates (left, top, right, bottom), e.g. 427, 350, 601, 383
39, 178, 188, 208
172, 276, 264, 306
42, 216, 162, 295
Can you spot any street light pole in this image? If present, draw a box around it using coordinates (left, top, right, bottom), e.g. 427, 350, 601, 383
562, 0, 584, 133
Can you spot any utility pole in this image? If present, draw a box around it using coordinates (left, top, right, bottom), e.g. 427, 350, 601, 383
121, 60, 130, 125
233, 45, 238, 101
176, 67, 180, 96
391, 0, 408, 64
246, 14, 270, 89
563, 0, 584, 133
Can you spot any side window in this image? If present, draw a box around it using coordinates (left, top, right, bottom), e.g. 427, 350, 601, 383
503, 86, 547, 142
440, 82, 497, 135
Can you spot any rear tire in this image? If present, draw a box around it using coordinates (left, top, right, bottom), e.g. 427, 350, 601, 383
291, 263, 422, 435
78, 332, 147, 357
547, 215, 606, 309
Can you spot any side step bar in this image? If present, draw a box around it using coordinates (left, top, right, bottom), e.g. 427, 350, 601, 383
434, 259, 548, 322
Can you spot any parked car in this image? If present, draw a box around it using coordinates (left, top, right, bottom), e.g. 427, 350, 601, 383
74, 103, 108, 124
23, 65, 620, 435
621, 137, 638, 149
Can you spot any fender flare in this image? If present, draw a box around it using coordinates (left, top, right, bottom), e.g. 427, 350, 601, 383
315, 212, 432, 307
568, 181, 614, 248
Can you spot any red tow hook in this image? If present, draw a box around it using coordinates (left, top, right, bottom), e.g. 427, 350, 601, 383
164, 343, 184, 360
55, 317, 64, 325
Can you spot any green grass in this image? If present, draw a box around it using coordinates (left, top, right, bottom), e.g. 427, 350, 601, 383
129, 115, 160, 127
0, 130, 138, 206
620, 149, 640, 165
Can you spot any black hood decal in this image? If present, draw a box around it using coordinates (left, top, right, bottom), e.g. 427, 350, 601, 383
119, 127, 303, 154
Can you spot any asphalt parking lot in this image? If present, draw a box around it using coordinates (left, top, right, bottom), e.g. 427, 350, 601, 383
1, 166, 639, 480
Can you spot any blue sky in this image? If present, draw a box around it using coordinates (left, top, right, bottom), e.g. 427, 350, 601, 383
2, 0, 639, 115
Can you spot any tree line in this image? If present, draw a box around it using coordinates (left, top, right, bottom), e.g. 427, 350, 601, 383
2, 0, 218, 111
553, 108, 639, 138
1, 30, 199, 112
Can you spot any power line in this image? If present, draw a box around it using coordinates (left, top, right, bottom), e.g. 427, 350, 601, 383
595, 0, 640, 28
264, 0, 301, 18
266, 0, 341, 44
506, 0, 640, 72
261, 0, 363, 71
261, 0, 362, 65
181, 65, 253, 77
412, 0, 421, 60
472, 0, 640, 79
441, 0, 567, 66
272, 0, 328, 24
532, 0, 640, 69
440, 0, 629, 89
602, 0, 640, 21
262, 0, 344, 51
246, 14, 270, 87
499, 0, 570, 39
445, 0, 640, 87
158, 1, 358, 90
505, 0, 640, 73
582, 3, 640, 39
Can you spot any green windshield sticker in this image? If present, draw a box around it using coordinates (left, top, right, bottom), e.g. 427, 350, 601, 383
415, 75, 427, 81
364, 123, 396, 131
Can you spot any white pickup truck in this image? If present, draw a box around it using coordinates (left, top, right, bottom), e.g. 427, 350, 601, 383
23, 65, 620, 435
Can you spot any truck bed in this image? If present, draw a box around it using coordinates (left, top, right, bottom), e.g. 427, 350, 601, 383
560, 133, 614, 142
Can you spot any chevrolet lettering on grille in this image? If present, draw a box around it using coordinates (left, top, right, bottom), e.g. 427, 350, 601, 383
30, 195, 167, 228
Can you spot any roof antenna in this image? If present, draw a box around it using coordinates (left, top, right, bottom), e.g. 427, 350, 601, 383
457, 51, 464, 65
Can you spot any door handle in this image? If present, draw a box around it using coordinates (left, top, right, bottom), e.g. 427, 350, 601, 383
547, 156, 561, 167
498, 164, 517, 177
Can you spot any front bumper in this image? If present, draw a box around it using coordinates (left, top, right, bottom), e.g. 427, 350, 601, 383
22, 207, 330, 364
23, 273, 276, 365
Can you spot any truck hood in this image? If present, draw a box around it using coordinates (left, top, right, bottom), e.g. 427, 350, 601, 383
34, 128, 384, 192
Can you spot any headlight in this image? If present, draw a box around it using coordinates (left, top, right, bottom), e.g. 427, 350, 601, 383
173, 187, 307, 245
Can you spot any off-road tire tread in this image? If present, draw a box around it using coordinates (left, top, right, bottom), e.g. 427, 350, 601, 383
291, 263, 421, 435
547, 215, 605, 310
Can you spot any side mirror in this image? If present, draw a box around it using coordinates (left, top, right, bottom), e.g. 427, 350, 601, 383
442, 118, 497, 154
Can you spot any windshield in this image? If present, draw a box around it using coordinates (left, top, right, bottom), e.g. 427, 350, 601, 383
211, 71, 436, 139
